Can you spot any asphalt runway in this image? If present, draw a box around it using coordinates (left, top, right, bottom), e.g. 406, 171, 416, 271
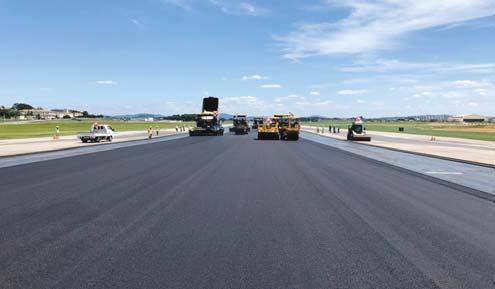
1, 132, 494, 289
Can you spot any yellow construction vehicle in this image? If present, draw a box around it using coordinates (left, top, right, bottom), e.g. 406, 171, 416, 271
189, 97, 224, 136
252, 117, 263, 129
257, 116, 280, 140
230, 115, 250, 135
275, 113, 300, 141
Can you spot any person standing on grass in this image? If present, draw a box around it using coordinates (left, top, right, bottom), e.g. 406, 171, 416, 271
175, 125, 179, 133
155, 126, 160, 136
55, 126, 60, 139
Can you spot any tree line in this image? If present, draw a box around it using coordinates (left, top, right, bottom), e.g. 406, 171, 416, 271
0, 103, 34, 119
162, 114, 197, 122
0, 103, 103, 119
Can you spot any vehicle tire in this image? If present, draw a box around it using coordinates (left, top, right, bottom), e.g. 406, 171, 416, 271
108, 136, 113, 142
82, 139, 88, 143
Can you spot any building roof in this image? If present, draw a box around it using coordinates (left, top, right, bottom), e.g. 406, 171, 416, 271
462, 114, 486, 120
19, 109, 51, 113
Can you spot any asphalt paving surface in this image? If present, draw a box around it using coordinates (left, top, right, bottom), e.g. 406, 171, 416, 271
1, 132, 494, 289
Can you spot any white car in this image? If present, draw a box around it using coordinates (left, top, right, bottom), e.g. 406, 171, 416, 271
78, 124, 114, 143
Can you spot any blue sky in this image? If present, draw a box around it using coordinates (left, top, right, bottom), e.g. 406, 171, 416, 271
1, 0, 495, 117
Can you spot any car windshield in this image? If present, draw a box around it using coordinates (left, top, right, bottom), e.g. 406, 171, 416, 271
353, 124, 363, 134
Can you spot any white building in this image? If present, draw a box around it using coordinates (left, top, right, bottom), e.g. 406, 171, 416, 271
19, 108, 83, 120
447, 114, 488, 123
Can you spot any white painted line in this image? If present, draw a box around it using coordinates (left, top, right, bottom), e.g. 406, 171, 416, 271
425, 171, 464, 175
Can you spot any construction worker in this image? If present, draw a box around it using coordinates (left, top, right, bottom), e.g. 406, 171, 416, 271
148, 126, 153, 139
175, 125, 179, 133
155, 126, 160, 136
54, 126, 60, 139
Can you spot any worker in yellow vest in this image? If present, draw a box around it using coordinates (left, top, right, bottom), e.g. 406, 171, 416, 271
148, 126, 153, 139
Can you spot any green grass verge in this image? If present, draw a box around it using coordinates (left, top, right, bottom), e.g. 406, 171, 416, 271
0, 119, 194, 139
302, 121, 495, 141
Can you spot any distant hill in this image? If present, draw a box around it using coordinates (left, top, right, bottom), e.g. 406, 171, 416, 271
305, 115, 330, 119
299, 115, 332, 121
219, 113, 234, 120
112, 113, 164, 119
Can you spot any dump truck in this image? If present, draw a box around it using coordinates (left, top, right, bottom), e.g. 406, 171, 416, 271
230, 115, 250, 135
276, 113, 300, 141
252, 117, 263, 129
189, 97, 224, 136
257, 116, 280, 140
347, 117, 371, 141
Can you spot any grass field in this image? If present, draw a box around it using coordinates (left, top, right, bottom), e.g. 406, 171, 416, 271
0, 119, 194, 139
302, 120, 495, 141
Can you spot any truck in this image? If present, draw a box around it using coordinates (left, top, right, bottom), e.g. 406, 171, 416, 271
252, 117, 263, 129
257, 116, 280, 140
78, 124, 114, 143
276, 113, 300, 141
230, 115, 250, 135
189, 97, 224, 136
347, 117, 371, 141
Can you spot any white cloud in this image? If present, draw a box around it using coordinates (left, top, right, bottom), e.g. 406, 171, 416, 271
340, 59, 495, 74
239, 2, 265, 16
210, 1, 267, 16
274, 94, 299, 102
310, 91, 320, 95
95, 80, 117, 85
129, 18, 144, 29
475, 88, 488, 96
260, 84, 282, 88
453, 80, 492, 88
164, 0, 191, 10
413, 90, 469, 99
279, 0, 495, 59
413, 91, 434, 98
337, 89, 368, 95
220, 95, 266, 112
242, 74, 268, 81
221, 96, 259, 105
468, 102, 479, 107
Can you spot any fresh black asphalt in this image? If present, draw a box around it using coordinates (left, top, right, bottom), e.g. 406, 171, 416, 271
1, 132, 494, 289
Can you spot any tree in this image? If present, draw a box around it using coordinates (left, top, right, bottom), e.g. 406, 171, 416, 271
0, 106, 8, 119
163, 114, 196, 122
11, 103, 34, 110
63, 115, 72, 119
82, 111, 89, 118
